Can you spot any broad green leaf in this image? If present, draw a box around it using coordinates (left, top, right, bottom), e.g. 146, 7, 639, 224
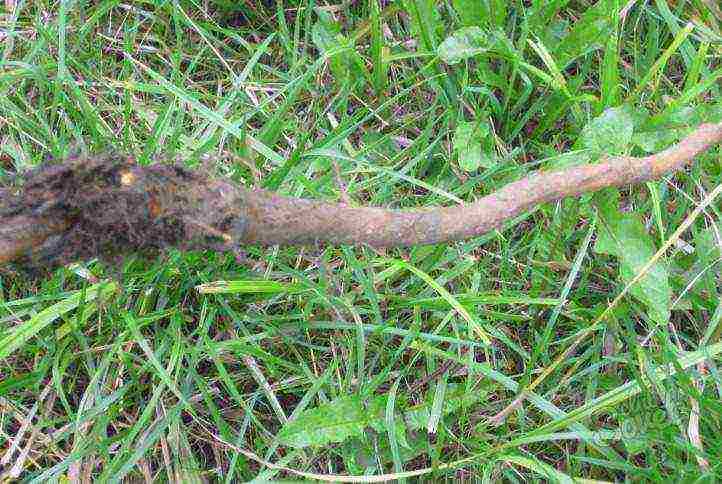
0, 281, 118, 360
581, 105, 635, 155
438, 27, 490, 64
452, 120, 496, 171
594, 190, 671, 325
312, 11, 367, 87
345, 383, 492, 470
554, 0, 616, 67
312, 12, 349, 83
631, 128, 688, 153
277, 394, 408, 449
348, 433, 428, 472
277, 384, 489, 449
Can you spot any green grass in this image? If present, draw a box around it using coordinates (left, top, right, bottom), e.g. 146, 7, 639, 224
1, 1, 722, 481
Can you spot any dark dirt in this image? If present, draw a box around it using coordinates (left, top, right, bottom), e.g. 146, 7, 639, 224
0, 154, 246, 268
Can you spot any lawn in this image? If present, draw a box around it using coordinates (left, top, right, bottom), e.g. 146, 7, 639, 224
1, 0, 721, 481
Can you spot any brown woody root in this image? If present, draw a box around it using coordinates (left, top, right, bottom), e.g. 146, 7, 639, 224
1, 122, 721, 268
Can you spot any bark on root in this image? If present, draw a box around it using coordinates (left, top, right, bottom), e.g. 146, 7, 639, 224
1, 122, 721, 268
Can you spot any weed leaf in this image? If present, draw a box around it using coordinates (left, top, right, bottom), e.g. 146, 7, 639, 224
581, 105, 635, 155
554, 0, 616, 67
277, 394, 408, 449
438, 27, 490, 64
453, 120, 495, 171
594, 190, 671, 325
278, 384, 489, 449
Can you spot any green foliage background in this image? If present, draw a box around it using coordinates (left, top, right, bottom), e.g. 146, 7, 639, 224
1, 0, 721, 481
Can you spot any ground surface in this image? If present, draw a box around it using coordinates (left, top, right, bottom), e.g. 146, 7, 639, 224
1, 1, 721, 482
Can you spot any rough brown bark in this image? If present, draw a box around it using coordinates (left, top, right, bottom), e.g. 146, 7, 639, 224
1, 122, 721, 267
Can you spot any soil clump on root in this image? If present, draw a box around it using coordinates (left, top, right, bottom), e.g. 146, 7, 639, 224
0, 154, 241, 268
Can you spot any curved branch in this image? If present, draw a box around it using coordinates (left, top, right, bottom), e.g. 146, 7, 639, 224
1, 122, 721, 267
